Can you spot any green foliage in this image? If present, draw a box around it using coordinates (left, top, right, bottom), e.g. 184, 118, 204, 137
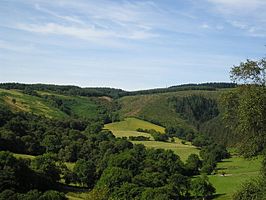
222, 57, 266, 199
140, 186, 173, 200
0, 151, 35, 192
39, 190, 66, 200
169, 95, 219, 127
41, 135, 61, 153
73, 159, 96, 188
185, 154, 202, 175
111, 182, 143, 200
151, 132, 169, 142
129, 136, 150, 141
223, 58, 266, 157
199, 144, 229, 175
191, 175, 216, 199
84, 187, 109, 200
0, 82, 236, 99
222, 85, 266, 157
200, 144, 230, 163
230, 58, 266, 85
96, 167, 133, 190
0, 189, 66, 200
165, 126, 195, 142
0, 83, 126, 98
233, 178, 266, 200
31, 153, 62, 183
108, 151, 140, 174
118, 88, 234, 147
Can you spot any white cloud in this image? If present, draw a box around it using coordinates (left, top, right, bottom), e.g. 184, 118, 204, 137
207, 0, 266, 37
34, 3, 85, 25
207, 0, 266, 10
10, 1, 161, 44
15, 22, 157, 41
201, 23, 210, 29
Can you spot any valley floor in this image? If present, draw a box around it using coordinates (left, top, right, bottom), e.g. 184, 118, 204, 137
209, 156, 262, 200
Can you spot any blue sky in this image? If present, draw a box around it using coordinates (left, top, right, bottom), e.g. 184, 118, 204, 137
0, 0, 266, 90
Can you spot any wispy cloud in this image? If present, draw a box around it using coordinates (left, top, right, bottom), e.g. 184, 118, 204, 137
10, 0, 161, 46
15, 22, 157, 41
206, 0, 266, 37
1, 0, 265, 89
34, 4, 85, 25
200, 23, 210, 29
207, 0, 266, 11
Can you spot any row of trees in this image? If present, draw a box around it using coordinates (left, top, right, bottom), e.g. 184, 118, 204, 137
0, 82, 236, 99
0, 83, 126, 98
222, 57, 266, 199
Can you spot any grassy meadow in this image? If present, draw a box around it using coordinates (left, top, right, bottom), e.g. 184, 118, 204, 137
104, 117, 199, 161
105, 117, 165, 132
0, 89, 67, 118
0, 89, 105, 119
209, 156, 262, 200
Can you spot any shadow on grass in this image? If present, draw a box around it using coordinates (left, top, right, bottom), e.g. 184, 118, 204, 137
58, 183, 90, 193
212, 193, 227, 199
220, 160, 232, 163
216, 167, 228, 170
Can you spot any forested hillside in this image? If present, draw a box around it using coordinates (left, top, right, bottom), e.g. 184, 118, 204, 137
119, 88, 233, 146
1, 80, 263, 200
0, 82, 236, 200
0, 83, 235, 146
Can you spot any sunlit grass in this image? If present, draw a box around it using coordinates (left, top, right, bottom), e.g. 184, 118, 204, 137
209, 156, 262, 200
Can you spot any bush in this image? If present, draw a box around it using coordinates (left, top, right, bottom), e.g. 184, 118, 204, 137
151, 132, 168, 142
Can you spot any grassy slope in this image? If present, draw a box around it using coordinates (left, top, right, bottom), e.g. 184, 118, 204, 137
210, 156, 262, 200
0, 89, 103, 119
0, 89, 67, 118
105, 117, 165, 132
38, 91, 100, 119
104, 117, 199, 161
118, 89, 227, 130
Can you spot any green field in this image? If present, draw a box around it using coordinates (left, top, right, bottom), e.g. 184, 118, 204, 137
0, 89, 67, 118
0, 89, 106, 119
13, 153, 36, 160
209, 156, 262, 200
104, 117, 199, 161
133, 139, 199, 161
105, 117, 165, 133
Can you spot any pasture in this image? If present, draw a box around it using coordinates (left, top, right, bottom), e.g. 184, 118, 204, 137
105, 117, 165, 133
0, 89, 105, 119
104, 117, 199, 161
209, 156, 262, 200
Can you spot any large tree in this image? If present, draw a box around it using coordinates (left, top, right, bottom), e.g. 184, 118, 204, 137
223, 58, 266, 157
223, 57, 266, 199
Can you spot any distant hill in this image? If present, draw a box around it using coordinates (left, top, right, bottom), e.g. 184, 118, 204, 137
0, 88, 115, 121
0, 82, 235, 145
118, 88, 234, 145
0, 82, 236, 98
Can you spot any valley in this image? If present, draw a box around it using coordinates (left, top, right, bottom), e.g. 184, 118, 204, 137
0, 82, 264, 200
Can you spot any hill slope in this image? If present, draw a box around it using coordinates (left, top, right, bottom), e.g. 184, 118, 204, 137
118, 89, 233, 144
104, 117, 199, 161
0, 88, 110, 120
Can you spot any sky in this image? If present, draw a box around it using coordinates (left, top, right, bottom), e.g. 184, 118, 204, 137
0, 0, 266, 91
